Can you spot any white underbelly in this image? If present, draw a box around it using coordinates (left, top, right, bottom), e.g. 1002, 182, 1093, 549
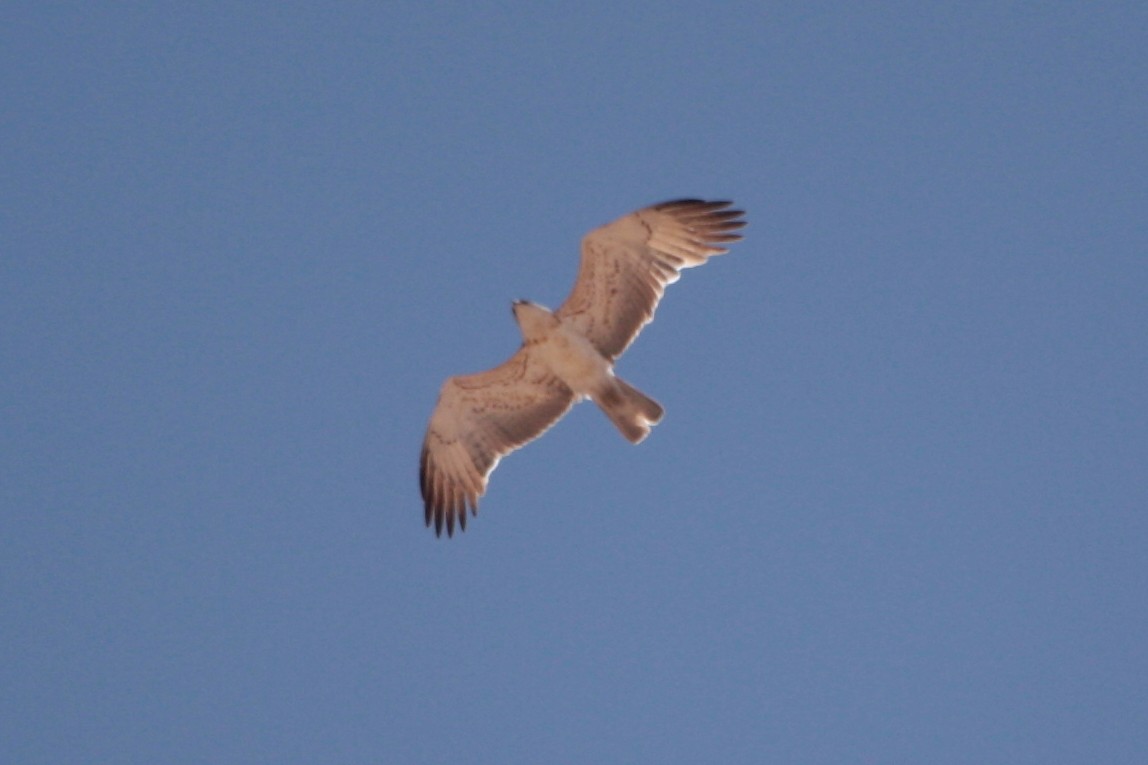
536, 328, 611, 396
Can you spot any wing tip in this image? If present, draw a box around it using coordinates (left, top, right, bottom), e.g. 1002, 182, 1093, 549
653, 199, 746, 238
422, 501, 477, 539
654, 198, 741, 214
647, 198, 746, 256
424, 497, 479, 538
420, 446, 481, 539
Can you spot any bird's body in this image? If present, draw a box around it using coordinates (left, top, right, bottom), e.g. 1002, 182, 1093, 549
514, 301, 607, 396
516, 301, 617, 399
515, 299, 665, 444
420, 199, 746, 536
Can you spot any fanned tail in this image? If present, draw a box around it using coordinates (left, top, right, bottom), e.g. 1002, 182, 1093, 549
595, 377, 664, 444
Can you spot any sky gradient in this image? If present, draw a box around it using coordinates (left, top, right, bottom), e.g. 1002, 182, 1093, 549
4, 3, 1146, 763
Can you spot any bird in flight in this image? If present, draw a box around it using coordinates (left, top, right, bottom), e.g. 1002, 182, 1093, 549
419, 199, 746, 536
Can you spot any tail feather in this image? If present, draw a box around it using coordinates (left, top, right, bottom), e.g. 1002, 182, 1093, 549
595, 377, 664, 444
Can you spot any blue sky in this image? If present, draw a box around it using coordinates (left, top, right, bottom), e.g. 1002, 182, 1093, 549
3, 2, 1146, 762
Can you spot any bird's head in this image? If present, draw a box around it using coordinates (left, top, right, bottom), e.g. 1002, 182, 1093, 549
511, 300, 555, 340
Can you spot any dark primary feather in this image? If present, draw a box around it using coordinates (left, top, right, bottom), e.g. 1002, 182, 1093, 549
419, 348, 574, 537
555, 199, 746, 361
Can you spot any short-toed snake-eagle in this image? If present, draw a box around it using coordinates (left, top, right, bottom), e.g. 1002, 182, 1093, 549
420, 199, 745, 536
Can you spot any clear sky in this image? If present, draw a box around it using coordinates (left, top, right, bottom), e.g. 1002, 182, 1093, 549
3, 3, 1146, 763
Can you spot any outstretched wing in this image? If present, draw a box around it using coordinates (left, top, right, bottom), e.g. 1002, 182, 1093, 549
420, 347, 575, 537
555, 199, 745, 361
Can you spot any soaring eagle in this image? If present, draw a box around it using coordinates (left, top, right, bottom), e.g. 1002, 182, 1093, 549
419, 199, 746, 536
